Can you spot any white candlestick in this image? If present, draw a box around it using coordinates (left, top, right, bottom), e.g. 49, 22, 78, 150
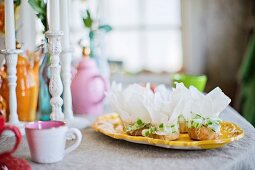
60, 0, 73, 120
5, 50, 19, 124
5, 0, 15, 49
48, 0, 60, 31
3, 0, 19, 125
46, 0, 64, 121
60, 0, 70, 49
20, 0, 36, 50
46, 32, 64, 121
58, 0, 90, 129
1, 1, 25, 135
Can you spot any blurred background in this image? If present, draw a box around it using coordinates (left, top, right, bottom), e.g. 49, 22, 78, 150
1, 0, 255, 125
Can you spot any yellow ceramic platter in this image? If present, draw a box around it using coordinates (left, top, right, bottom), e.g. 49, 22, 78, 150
92, 113, 244, 150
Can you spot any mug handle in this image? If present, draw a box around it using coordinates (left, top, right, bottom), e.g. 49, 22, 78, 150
89, 75, 107, 104
64, 128, 82, 155
1, 125, 22, 155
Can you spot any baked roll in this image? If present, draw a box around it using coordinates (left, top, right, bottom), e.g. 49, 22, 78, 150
187, 114, 221, 140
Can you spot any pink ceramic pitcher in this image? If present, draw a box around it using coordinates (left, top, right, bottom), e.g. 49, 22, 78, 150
71, 49, 107, 115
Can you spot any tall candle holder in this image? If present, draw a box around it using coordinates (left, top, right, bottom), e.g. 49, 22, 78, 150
61, 48, 90, 129
59, 0, 89, 129
60, 48, 73, 120
45, 31, 64, 121
0, 48, 25, 135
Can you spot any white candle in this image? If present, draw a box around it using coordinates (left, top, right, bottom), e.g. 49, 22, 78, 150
60, 0, 70, 49
20, 0, 36, 50
5, 0, 16, 49
48, 0, 60, 31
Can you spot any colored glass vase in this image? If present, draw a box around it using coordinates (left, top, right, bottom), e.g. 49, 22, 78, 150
0, 70, 6, 117
38, 42, 52, 121
0, 54, 39, 122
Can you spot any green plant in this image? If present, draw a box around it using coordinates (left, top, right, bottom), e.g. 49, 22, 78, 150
28, 0, 47, 32
240, 29, 255, 126
0, 0, 21, 6
82, 9, 112, 58
14, 0, 21, 6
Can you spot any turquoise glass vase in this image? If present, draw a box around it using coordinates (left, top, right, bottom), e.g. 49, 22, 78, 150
39, 42, 52, 121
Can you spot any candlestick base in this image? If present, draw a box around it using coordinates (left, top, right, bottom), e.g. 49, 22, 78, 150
0, 48, 24, 135
0, 49, 23, 55
65, 116, 90, 129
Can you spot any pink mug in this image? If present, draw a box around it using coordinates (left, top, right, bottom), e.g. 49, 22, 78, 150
0, 114, 22, 155
25, 121, 82, 163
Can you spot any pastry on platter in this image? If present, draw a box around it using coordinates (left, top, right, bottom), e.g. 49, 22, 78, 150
142, 86, 179, 140
169, 83, 231, 139
178, 114, 187, 133
108, 82, 179, 140
169, 83, 191, 134
107, 82, 153, 136
124, 119, 151, 136
142, 123, 179, 141
185, 87, 231, 140
187, 114, 221, 140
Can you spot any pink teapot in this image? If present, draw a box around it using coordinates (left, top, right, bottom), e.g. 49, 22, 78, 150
71, 47, 107, 115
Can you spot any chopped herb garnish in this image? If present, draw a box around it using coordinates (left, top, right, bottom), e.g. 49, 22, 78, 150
188, 114, 222, 133
125, 118, 151, 134
136, 119, 143, 126
207, 121, 213, 125
142, 129, 150, 137
142, 127, 157, 137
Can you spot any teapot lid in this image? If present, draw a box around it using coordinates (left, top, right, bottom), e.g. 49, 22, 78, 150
82, 46, 90, 57
77, 47, 96, 69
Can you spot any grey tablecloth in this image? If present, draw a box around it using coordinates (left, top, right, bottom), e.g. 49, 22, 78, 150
1, 106, 255, 170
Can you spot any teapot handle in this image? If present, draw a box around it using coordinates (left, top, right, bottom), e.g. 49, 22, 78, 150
90, 75, 107, 104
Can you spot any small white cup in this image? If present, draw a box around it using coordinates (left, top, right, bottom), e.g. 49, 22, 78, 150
25, 121, 82, 163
